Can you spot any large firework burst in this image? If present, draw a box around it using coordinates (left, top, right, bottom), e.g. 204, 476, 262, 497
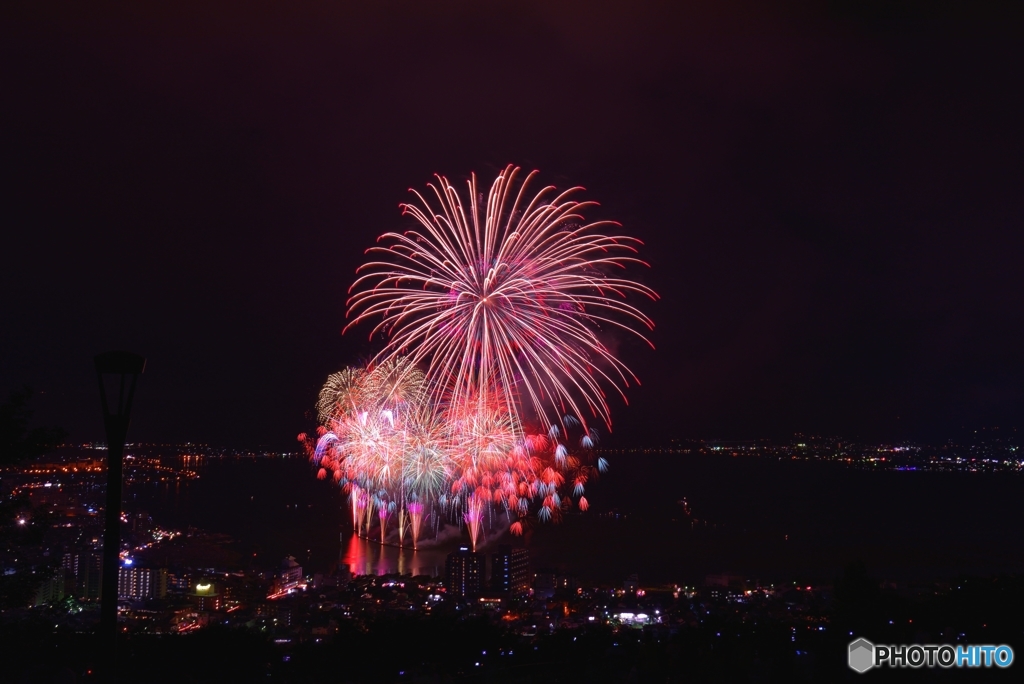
346, 165, 657, 433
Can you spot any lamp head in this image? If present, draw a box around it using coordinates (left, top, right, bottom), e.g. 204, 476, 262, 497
94, 351, 146, 376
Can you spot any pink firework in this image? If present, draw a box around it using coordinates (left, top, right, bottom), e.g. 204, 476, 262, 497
462, 493, 485, 552
346, 165, 656, 433
349, 484, 362, 532
406, 501, 425, 549
445, 388, 540, 542
377, 504, 390, 545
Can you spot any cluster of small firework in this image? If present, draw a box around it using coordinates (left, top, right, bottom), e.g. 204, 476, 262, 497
302, 358, 445, 548
303, 165, 652, 550
442, 388, 607, 547
300, 360, 608, 550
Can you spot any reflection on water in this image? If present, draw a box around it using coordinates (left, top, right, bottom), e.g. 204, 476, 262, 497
129, 456, 472, 577
340, 533, 450, 577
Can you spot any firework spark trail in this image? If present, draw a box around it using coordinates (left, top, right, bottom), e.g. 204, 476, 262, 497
398, 507, 407, 547
346, 165, 657, 434
377, 500, 392, 545
407, 501, 424, 549
463, 493, 485, 552
350, 485, 362, 533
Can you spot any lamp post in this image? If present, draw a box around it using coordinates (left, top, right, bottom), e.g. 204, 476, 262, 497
95, 351, 145, 677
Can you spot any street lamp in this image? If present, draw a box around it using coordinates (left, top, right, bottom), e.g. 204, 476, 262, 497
95, 351, 145, 674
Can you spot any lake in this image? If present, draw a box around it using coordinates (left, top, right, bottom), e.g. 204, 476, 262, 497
127, 452, 1024, 585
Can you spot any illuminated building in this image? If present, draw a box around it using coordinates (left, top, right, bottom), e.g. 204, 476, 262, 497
190, 580, 221, 611
556, 573, 578, 593
492, 545, 529, 596
118, 565, 150, 600
61, 552, 79, 582
32, 567, 67, 606
167, 571, 190, 593
63, 551, 103, 599
477, 596, 503, 609
153, 567, 168, 598
445, 547, 484, 598
118, 565, 168, 600
533, 570, 557, 598
533, 570, 578, 598
279, 556, 303, 591
129, 510, 153, 535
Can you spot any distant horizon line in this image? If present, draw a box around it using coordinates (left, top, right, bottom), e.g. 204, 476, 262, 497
46, 427, 1020, 454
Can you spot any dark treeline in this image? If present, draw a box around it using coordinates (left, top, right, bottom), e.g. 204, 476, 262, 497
0, 387, 66, 467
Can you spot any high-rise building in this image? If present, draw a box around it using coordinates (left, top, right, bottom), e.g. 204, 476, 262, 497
152, 567, 168, 598
63, 551, 103, 599
533, 570, 557, 598
191, 580, 221, 611
492, 545, 529, 596
119, 565, 151, 600
279, 556, 303, 591
532, 570, 578, 598
33, 567, 67, 606
167, 571, 190, 593
61, 552, 78, 577
82, 552, 103, 600
153, 567, 168, 598
129, 510, 153, 535
445, 547, 484, 598
118, 565, 168, 600
556, 573, 579, 593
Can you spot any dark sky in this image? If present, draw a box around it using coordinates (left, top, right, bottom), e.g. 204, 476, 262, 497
2, 1, 1022, 448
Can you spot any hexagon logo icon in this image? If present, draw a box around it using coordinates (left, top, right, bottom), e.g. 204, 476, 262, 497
849, 638, 875, 673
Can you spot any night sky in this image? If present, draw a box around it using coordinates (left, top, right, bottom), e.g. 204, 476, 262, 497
2, 1, 1022, 449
